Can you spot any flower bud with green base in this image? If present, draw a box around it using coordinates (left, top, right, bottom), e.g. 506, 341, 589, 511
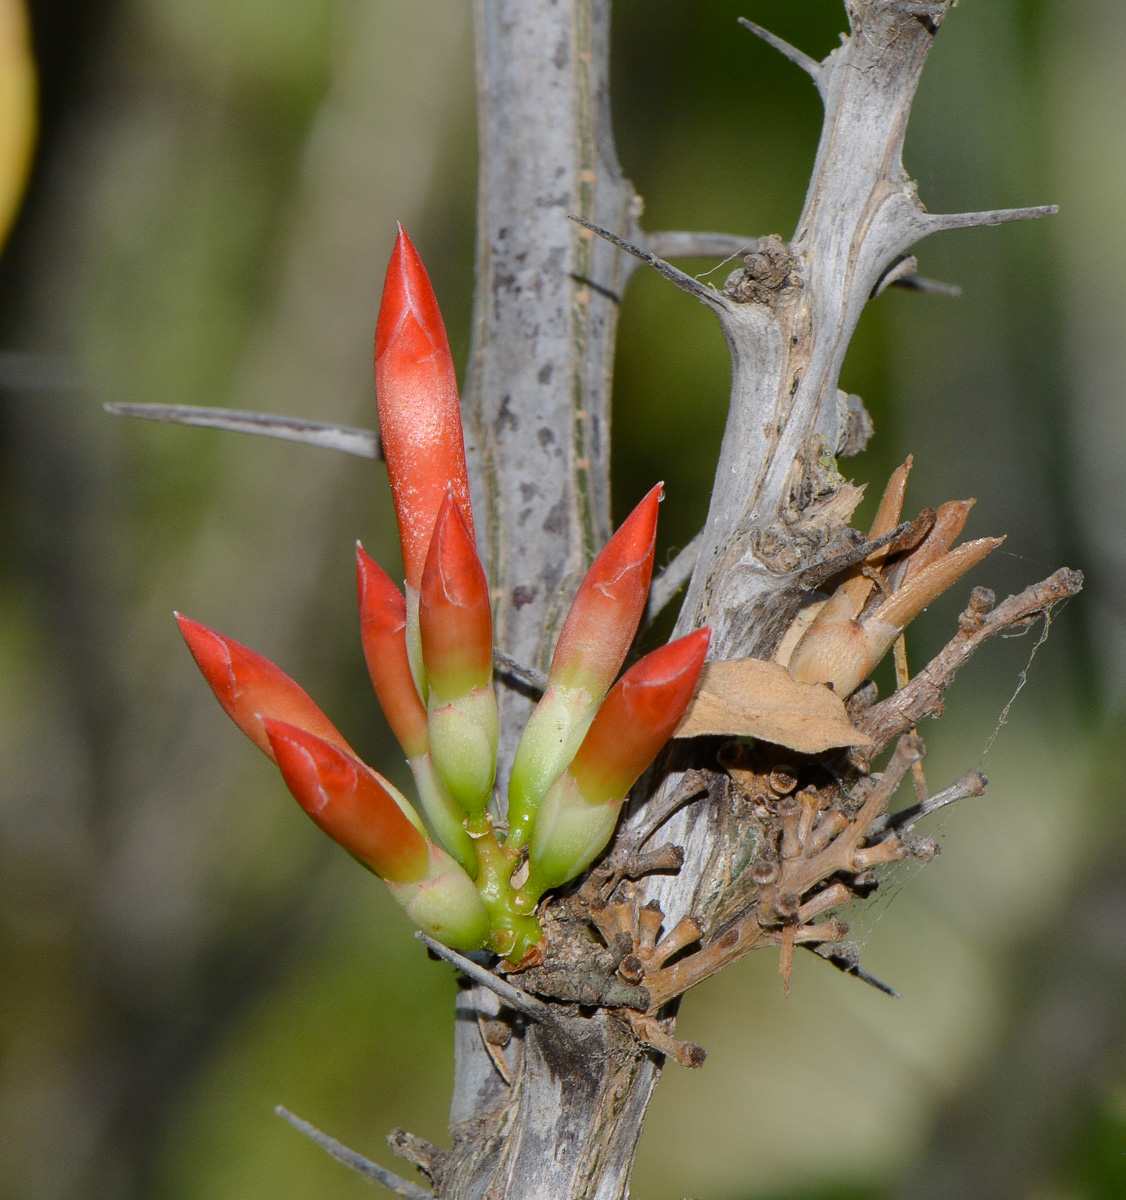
427, 693, 499, 828
419, 494, 499, 827
356, 543, 477, 873
507, 483, 662, 848
409, 751, 480, 877
356, 543, 429, 757
375, 225, 475, 594
386, 843, 491, 953
266, 719, 488, 950
176, 613, 350, 761
517, 627, 710, 909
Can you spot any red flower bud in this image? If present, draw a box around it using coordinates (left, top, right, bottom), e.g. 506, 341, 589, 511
549, 482, 662, 695
375, 225, 474, 589
570, 627, 711, 805
356, 543, 429, 759
418, 493, 493, 702
264, 719, 430, 884
176, 614, 349, 761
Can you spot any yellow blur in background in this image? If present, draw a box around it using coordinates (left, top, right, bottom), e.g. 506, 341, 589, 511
0, 0, 34, 249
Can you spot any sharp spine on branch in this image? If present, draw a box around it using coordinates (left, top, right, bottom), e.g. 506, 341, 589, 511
105, 402, 383, 459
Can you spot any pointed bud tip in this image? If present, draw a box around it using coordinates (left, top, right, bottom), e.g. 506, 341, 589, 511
633, 625, 711, 686
262, 715, 317, 761
419, 494, 492, 697
263, 718, 430, 883
177, 615, 349, 759
376, 225, 446, 361
427, 493, 485, 607
175, 613, 233, 687
548, 482, 664, 693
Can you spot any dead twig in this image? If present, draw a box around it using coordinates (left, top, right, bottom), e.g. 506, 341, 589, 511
858, 570, 1083, 753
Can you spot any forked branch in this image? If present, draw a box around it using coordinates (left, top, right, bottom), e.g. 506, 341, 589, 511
858, 569, 1083, 753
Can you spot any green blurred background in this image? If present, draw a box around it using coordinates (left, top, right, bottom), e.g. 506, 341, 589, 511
0, 1, 1123, 1197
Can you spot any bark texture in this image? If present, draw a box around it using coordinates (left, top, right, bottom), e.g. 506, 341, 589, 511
450, 1, 651, 1181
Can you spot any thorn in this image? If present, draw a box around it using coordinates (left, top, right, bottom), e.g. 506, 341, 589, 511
645, 231, 759, 260
275, 1107, 432, 1199
872, 255, 920, 297
891, 274, 962, 298
738, 18, 822, 86
492, 647, 547, 694
414, 932, 555, 1025
803, 944, 900, 998
567, 214, 731, 312
872, 256, 960, 299
104, 402, 383, 459
924, 205, 1059, 234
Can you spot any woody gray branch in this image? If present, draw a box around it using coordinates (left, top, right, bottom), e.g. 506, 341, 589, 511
671, 1, 1057, 657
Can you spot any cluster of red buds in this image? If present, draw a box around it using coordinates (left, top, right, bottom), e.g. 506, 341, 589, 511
177, 228, 710, 963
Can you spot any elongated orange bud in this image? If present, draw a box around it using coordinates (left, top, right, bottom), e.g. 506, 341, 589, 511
176, 614, 349, 761
375, 225, 474, 590
505, 483, 665, 847
519, 628, 712, 905
570, 627, 711, 805
419, 493, 492, 702
549, 482, 662, 694
265, 719, 430, 883
356, 543, 429, 759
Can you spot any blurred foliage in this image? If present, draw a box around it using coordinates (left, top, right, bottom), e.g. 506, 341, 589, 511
0, 1, 1122, 1199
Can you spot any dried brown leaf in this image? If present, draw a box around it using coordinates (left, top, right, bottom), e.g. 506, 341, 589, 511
674, 658, 874, 753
